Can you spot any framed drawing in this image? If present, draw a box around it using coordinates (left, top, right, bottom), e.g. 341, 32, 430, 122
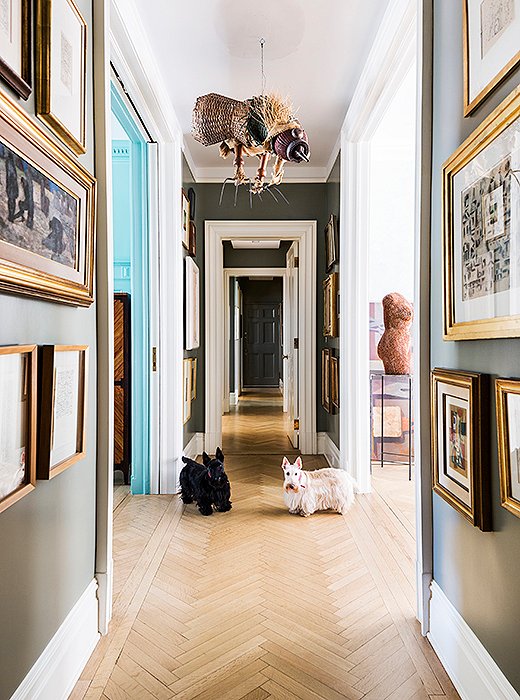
183, 358, 192, 424
323, 272, 338, 337
36, 0, 87, 154
38, 345, 88, 479
0, 90, 96, 305
185, 256, 200, 350
0, 345, 37, 514
331, 355, 339, 411
190, 357, 197, 400
321, 348, 331, 413
0, 0, 31, 99
431, 368, 491, 531
325, 214, 338, 271
188, 220, 197, 257
443, 86, 520, 340
181, 189, 190, 249
463, 0, 520, 116
496, 378, 520, 518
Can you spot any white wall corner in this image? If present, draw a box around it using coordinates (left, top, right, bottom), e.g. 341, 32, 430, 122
183, 433, 204, 462
428, 581, 519, 700
317, 432, 341, 470
11, 580, 99, 700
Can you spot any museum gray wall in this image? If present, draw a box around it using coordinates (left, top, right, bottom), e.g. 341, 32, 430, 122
182, 179, 337, 448
430, 0, 520, 691
0, 0, 97, 696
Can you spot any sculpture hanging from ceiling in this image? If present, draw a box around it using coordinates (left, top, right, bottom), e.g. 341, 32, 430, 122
191, 40, 310, 203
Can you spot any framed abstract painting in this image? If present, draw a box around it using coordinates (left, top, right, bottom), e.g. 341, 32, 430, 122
431, 368, 491, 531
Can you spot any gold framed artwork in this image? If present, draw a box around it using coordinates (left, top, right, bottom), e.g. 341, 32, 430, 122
185, 256, 200, 350
0, 0, 32, 99
38, 345, 88, 479
325, 213, 338, 271
331, 355, 339, 411
496, 378, 520, 519
0, 89, 96, 305
463, 0, 520, 116
181, 189, 190, 249
323, 272, 338, 337
188, 220, 197, 257
190, 357, 197, 400
442, 85, 520, 340
0, 345, 37, 514
183, 358, 192, 424
321, 348, 331, 413
431, 368, 491, 531
36, 0, 87, 154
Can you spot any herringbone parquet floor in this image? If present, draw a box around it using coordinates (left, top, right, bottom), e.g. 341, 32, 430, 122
71, 392, 458, 700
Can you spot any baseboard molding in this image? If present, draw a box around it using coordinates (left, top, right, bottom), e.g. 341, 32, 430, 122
428, 581, 519, 700
11, 579, 99, 700
230, 392, 238, 406
183, 433, 204, 461
317, 432, 341, 469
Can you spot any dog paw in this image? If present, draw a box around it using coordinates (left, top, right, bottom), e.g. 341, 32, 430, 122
181, 496, 194, 504
199, 508, 213, 516
289, 509, 299, 514
299, 511, 311, 517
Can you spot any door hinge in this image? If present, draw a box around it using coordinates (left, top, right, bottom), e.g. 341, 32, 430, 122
293, 337, 299, 349
152, 347, 157, 372
294, 419, 300, 430
294, 257, 299, 268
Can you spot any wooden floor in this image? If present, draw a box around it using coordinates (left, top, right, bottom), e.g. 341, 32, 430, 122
71, 393, 458, 700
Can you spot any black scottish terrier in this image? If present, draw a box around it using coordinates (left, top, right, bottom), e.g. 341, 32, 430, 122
180, 447, 232, 516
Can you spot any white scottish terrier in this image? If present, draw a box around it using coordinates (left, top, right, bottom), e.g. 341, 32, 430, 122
282, 456, 355, 517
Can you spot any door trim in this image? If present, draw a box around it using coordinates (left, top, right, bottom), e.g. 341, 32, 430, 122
223, 268, 289, 412
206, 221, 317, 455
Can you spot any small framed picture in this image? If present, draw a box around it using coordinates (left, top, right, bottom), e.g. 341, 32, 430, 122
0, 345, 37, 514
0, 0, 32, 99
188, 220, 197, 257
183, 358, 192, 424
190, 357, 197, 401
323, 273, 338, 337
463, 0, 520, 116
331, 355, 339, 411
325, 214, 338, 271
322, 348, 331, 413
181, 189, 190, 249
496, 378, 520, 519
38, 345, 88, 479
442, 86, 520, 340
185, 257, 200, 350
36, 0, 87, 154
431, 368, 491, 531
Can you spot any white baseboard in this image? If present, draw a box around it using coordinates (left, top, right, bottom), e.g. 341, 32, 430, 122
183, 432, 204, 461
11, 579, 99, 700
230, 392, 238, 406
317, 432, 341, 469
428, 581, 519, 700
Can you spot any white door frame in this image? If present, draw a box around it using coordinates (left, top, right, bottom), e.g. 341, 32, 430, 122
205, 221, 317, 455
339, 0, 431, 630
93, 0, 184, 634
223, 268, 288, 413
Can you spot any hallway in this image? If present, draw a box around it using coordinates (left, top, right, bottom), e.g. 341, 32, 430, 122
72, 394, 457, 700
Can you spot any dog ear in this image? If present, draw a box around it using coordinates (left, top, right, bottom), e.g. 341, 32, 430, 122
295, 456, 303, 469
202, 452, 211, 466
216, 447, 225, 462
281, 456, 290, 469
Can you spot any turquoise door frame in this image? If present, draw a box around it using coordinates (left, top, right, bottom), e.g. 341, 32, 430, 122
111, 83, 151, 495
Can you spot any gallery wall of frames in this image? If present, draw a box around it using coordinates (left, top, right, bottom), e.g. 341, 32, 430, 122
430, 0, 520, 691
0, 1, 97, 696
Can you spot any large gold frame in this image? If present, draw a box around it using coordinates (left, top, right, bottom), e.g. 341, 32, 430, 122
0, 89, 95, 305
443, 85, 520, 340
323, 272, 338, 337
431, 368, 491, 531
35, 0, 87, 154
463, 0, 520, 116
495, 378, 520, 519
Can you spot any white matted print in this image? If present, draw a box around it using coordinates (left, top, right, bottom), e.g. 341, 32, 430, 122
0, 0, 30, 99
506, 392, 520, 501
496, 378, 520, 518
438, 383, 472, 510
50, 350, 81, 467
183, 358, 192, 424
185, 256, 200, 350
464, 0, 520, 114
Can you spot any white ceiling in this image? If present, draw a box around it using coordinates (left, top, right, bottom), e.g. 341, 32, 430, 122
132, 0, 391, 181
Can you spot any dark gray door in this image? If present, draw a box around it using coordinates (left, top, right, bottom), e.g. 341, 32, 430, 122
243, 302, 281, 387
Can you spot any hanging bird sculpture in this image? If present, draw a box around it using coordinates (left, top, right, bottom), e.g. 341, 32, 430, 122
192, 92, 310, 197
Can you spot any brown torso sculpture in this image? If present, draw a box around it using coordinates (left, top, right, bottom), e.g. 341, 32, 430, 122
377, 293, 413, 375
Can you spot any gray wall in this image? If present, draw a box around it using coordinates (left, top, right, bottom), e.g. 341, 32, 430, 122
0, 0, 97, 696
182, 180, 333, 446
431, 0, 520, 690
223, 241, 291, 268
